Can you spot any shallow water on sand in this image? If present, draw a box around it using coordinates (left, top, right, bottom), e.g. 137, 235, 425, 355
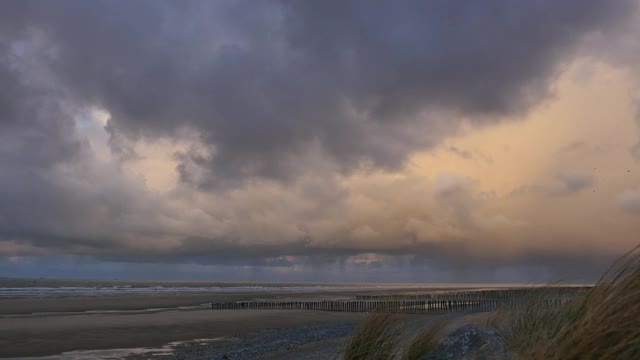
1, 338, 227, 360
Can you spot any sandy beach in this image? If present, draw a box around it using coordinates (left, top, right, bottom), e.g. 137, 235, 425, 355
1, 288, 355, 358
0, 307, 363, 358
0, 282, 496, 359
0, 288, 355, 356
0, 284, 502, 359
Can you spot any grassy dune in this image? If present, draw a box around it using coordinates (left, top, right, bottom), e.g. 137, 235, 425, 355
343, 245, 640, 359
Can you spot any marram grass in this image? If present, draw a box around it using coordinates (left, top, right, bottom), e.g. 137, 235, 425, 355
342, 244, 640, 360
402, 319, 446, 360
343, 312, 402, 360
498, 244, 640, 359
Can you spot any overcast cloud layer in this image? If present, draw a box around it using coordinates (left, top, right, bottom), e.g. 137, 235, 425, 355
1, 0, 640, 282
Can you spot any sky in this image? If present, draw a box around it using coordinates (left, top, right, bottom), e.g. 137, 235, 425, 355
1, 0, 640, 283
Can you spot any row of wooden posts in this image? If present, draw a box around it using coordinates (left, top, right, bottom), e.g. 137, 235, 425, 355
211, 288, 587, 314
355, 287, 590, 301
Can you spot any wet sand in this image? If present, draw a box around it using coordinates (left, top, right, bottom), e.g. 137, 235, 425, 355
0, 286, 488, 358
0, 289, 382, 358
0, 308, 363, 358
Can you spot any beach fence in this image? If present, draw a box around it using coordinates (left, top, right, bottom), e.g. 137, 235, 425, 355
211, 287, 590, 314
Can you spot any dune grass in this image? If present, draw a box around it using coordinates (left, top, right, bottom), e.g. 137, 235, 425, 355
343, 312, 403, 360
402, 319, 445, 360
341, 245, 640, 359
497, 245, 640, 359
485, 308, 509, 329
496, 291, 586, 357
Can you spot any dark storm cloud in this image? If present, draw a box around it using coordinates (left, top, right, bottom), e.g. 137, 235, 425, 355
2, 239, 617, 283
0, 250, 615, 283
1, 0, 634, 186
0, 44, 80, 168
0, 0, 638, 281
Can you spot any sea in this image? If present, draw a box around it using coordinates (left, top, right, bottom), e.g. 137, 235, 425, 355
0, 277, 522, 297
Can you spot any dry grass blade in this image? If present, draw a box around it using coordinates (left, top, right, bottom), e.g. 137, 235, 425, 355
402, 319, 446, 360
500, 293, 585, 357
486, 308, 509, 329
344, 312, 402, 360
537, 244, 640, 360
496, 244, 640, 359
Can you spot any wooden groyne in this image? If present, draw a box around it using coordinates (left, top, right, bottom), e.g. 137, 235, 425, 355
211, 287, 590, 314
355, 286, 590, 301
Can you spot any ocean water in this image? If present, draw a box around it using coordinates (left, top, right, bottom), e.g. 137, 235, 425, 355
0, 284, 354, 297
0, 278, 517, 297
